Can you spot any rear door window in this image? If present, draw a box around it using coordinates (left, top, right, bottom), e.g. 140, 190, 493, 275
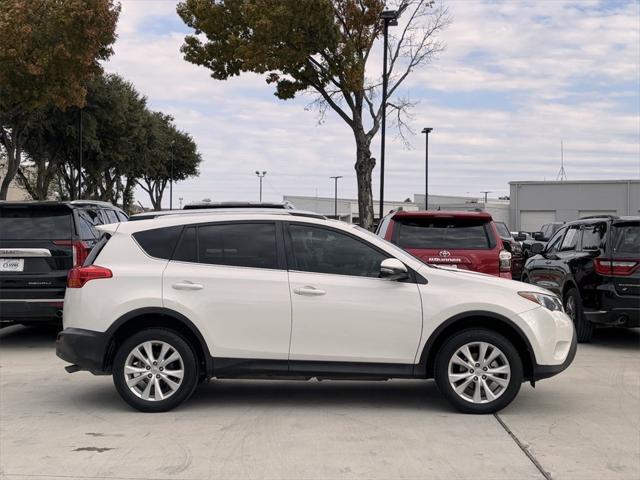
0, 206, 72, 239
581, 223, 606, 251
197, 223, 277, 269
561, 226, 580, 251
395, 218, 493, 249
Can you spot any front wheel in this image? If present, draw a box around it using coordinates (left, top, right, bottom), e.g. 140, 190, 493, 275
113, 328, 199, 412
435, 329, 523, 414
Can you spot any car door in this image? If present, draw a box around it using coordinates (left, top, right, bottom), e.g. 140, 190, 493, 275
162, 221, 292, 362
551, 225, 583, 295
527, 227, 566, 291
285, 222, 423, 366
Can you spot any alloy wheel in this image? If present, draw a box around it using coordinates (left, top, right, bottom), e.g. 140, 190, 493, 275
124, 340, 185, 401
447, 341, 511, 404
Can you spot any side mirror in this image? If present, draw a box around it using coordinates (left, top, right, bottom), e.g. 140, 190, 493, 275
532, 232, 544, 241
514, 233, 526, 242
380, 258, 408, 280
530, 242, 545, 254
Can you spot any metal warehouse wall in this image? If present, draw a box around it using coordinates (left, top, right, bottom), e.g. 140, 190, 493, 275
509, 180, 640, 231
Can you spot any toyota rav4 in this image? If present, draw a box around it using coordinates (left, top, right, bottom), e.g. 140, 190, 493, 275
56, 210, 576, 413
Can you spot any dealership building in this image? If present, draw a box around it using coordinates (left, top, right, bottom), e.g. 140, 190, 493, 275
509, 179, 640, 232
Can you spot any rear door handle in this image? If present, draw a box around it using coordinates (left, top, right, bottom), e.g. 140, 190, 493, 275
294, 286, 326, 296
172, 281, 204, 291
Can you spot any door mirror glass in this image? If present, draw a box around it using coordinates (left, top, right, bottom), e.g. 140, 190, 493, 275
380, 258, 408, 280
513, 232, 527, 242
530, 242, 545, 254
532, 231, 544, 241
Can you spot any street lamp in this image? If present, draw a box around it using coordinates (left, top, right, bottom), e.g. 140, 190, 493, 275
421, 127, 433, 210
378, 8, 402, 221
255, 171, 267, 202
329, 176, 343, 219
170, 140, 175, 210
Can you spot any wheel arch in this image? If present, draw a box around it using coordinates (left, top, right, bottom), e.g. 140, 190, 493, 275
561, 279, 578, 301
103, 307, 213, 376
416, 311, 536, 381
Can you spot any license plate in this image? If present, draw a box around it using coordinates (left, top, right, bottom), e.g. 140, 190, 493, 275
0, 258, 24, 272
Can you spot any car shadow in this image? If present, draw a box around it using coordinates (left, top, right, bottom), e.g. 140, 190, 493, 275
591, 327, 640, 351
0, 324, 60, 349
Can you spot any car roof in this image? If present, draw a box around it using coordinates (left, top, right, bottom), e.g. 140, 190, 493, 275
183, 201, 294, 210
390, 210, 493, 220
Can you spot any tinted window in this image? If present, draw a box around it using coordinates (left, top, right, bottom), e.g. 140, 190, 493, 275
173, 226, 197, 262
0, 206, 72, 239
612, 224, 640, 255
290, 225, 387, 277
197, 223, 277, 269
116, 211, 128, 222
133, 226, 182, 259
581, 223, 606, 251
546, 227, 565, 253
77, 210, 99, 239
396, 218, 492, 249
561, 227, 580, 251
494, 222, 511, 238
105, 210, 119, 223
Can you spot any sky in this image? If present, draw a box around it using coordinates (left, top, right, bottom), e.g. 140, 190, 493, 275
103, 0, 640, 209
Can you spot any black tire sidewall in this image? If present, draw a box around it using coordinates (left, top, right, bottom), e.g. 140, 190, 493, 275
435, 329, 523, 414
565, 288, 593, 343
113, 328, 199, 412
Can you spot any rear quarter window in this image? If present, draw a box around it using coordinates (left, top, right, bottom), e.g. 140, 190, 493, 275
0, 206, 72, 239
395, 218, 494, 249
611, 223, 640, 255
133, 226, 183, 260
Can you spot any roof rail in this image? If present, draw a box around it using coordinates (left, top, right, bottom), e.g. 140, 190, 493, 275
578, 214, 619, 220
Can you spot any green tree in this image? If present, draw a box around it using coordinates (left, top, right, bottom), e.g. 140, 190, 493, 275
0, 0, 120, 199
177, 0, 449, 229
137, 112, 202, 211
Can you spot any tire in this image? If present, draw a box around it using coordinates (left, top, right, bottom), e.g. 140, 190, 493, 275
565, 288, 593, 343
434, 329, 523, 414
521, 274, 529, 283
112, 328, 199, 412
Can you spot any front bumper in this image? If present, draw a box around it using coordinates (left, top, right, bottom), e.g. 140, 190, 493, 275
56, 328, 111, 375
531, 330, 577, 382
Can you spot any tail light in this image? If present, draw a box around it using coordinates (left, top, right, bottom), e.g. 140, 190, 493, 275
594, 258, 639, 277
53, 240, 91, 267
67, 265, 112, 288
499, 250, 512, 272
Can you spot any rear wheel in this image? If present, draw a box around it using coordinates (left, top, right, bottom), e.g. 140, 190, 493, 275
565, 288, 593, 343
113, 328, 199, 412
435, 329, 523, 414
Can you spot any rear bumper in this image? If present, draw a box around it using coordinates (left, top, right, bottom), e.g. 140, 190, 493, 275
56, 328, 111, 374
0, 299, 63, 323
584, 284, 640, 327
531, 331, 577, 382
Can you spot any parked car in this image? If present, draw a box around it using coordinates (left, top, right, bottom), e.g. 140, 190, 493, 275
376, 210, 513, 278
522, 215, 639, 342
0, 200, 127, 327
522, 222, 566, 260
56, 210, 575, 413
494, 221, 524, 280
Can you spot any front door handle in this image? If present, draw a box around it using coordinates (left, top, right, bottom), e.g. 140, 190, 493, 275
294, 286, 326, 296
172, 281, 204, 291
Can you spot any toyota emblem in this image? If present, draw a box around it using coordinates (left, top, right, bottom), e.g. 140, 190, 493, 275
439, 250, 451, 257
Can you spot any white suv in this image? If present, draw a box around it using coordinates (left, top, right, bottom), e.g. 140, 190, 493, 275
56, 210, 576, 413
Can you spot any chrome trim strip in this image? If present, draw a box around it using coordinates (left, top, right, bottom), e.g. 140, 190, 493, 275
0, 248, 52, 258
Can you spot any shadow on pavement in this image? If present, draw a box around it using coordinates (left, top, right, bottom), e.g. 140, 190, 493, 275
591, 327, 640, 351
0, 324, 60, 349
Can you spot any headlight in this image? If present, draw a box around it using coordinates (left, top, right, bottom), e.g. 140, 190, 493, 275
518, 291, 564, 312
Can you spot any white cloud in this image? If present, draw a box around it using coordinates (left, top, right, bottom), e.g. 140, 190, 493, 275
103, 0, 639, 208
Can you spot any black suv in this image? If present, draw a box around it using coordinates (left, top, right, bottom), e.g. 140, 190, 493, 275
0, 200, 127, 327
522, 215, 639, 342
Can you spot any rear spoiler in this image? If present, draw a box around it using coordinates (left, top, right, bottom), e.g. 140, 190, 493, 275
96, 223, 121, 235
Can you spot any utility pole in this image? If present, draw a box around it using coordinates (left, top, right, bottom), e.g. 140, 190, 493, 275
255, 171, 267, 202
329, 176, 343, 219
170, 140, 175, 209
421, 127, 433, 209
556, 139, 567, 181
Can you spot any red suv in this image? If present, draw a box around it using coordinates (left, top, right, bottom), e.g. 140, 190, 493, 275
377, 210, 512, 278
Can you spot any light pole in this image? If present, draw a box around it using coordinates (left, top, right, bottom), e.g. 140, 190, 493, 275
378, 8, 403, 221
169, 140, 175, 210
421, 127, 433, 210
329, 176, 343, 219
255, 171, 267, 202
481, 191, 492, 204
